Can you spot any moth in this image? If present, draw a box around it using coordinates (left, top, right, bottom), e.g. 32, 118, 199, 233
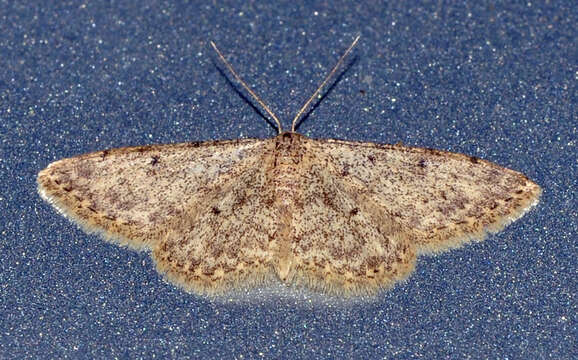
38, 36, 541, 296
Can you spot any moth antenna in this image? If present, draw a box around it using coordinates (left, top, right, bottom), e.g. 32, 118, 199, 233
210, 41, 283, 134
291, 35, 361, 133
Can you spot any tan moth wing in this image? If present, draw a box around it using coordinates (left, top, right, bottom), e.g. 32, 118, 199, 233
37, 139, 268, 249
151, 138, 283, 294
38, 132, 542, 296
314, 138, 542, 254
289, 149, 417, 295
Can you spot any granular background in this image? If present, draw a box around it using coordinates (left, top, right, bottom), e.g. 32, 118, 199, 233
0, 1, 575, 358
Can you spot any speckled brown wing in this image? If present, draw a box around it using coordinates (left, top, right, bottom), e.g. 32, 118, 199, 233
290, 157, 417, 295
151, 151, 282, 294
37, 138, 268, 249
313, 138, 541, 254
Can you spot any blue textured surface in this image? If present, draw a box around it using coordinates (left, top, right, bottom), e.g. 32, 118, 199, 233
1, 1, 575, 358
